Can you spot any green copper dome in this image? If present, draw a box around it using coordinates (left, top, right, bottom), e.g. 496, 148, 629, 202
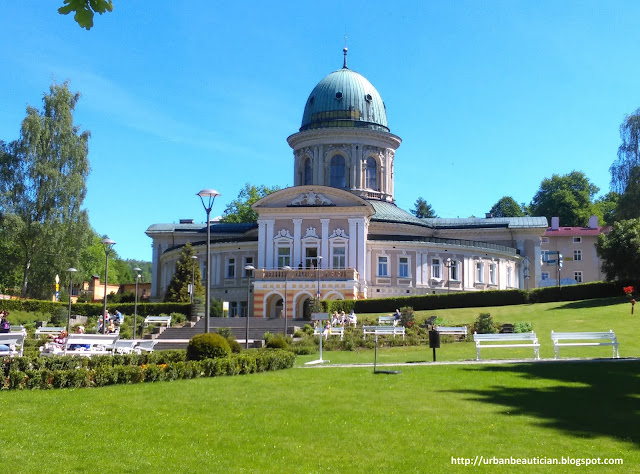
300, 63, 389, 132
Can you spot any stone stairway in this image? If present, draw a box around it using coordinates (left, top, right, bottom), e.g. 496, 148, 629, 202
154, 317, 308, 350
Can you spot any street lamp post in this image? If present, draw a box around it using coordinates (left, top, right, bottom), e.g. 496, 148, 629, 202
190, 255, 198, 304
523, 257, 531, 291
66, 268, 77, 334
101, 238, 115, 334
197, 189, 220, 334
244, 264, 255, 349
316, 256, 323, 301
282, 265, 292, 335
444, 257, 453, 294
133, 267, 141, 339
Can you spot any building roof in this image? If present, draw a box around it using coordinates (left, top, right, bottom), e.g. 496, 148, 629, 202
145, 222, 257, 235
544, 226, 610, 237
368, 200, 429, 226
300, 64, 389, 132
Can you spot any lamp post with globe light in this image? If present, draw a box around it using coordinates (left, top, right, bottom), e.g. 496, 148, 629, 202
282, 265, 292, 335
101, 238, 115, 334
133, 267, 142, 339
244, 264, 255, 349
66, 268, 77, 334
197, 189, 220, 333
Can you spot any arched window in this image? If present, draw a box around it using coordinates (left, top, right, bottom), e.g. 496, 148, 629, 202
330, 155, 346, 188
365, 157, 377, 189
303, 157, 312, 185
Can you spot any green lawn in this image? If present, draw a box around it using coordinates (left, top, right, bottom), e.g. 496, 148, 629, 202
1, 361, 638, 472
2, 297, 639, 472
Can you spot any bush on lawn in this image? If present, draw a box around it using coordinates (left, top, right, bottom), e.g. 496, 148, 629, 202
473, 313, 498, 334
186, 333, 231, 361
265, 334, 290, 350
514, 321, 533, 333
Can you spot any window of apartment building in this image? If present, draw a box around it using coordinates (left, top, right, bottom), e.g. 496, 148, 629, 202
240, 301, 248, 317
573, 249, 582, 261
449, 260, 459, 281
229, 301, 238, 317
398, 256, 409, 278
243, 256, 254, 276
277, 246, 291, 268
226, 258, 235, 278
489, 263, 496, 285
541, 237, 549, 243
332, 246, 346, 269
475, 262, 484, 283
541, 272, 549, 280
378, 256, 388, 276
432, 258, 441, 279
541, 250, 555, 263
573, 237, 582, 243
574, 271, 583, 283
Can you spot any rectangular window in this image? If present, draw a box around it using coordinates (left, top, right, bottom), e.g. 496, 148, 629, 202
243, 257, 254, 277
431, 258, 441, 279
574, 271, 583, 283
541, 237, 549, 243
332, 246, 346, 269
229, 301, 238, 317
573, 250, 582, 261
378, 256, 388, 277
541, 272, 549, 280
573, 237, 582, 243
449, 260, 459, 281
398, 257, 409, 278
240, 301, 248, 317
226, 258, 235, 278
489, 263, 496, 284
476, 262, 484, 283
277, 247, 291, 268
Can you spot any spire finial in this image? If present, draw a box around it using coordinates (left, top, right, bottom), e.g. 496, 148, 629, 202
343, 32, 348, 68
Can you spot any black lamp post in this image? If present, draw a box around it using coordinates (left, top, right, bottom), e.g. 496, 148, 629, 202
282, 265, 292, 335
101, 237, 115, 334
244, 264, 255, 349
523, 256, 530, 291
66, 267, 77, 334
133, 267, 141, 339
190, 255, 198, 304
197, 189, 220, 334
444, 257, 453, 294
316, 255, 323, 301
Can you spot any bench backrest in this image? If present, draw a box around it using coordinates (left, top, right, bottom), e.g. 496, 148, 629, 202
437, 326, 468, 334
0, 333, 25, 346
379, 316, 395, 324
35, 326, 66, 335
135, 340, 158, 352
474, 331, 537, 342
65, 333, 119, 349
551, 330, 616, 341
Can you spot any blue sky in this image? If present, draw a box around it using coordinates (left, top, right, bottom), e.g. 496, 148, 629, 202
2, 1, 639, 261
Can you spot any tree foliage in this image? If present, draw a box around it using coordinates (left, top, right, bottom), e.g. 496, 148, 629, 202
164, 243, 204, 302
529, 171, 598, 227
614, 165, 640, 221
410, 197, 437, 218
0, 81, 92, 298
596, 218, 640, 281
220, 183, 280, 223
58, 0, 113, 30
610, 108, 640, 194
489, 196, 526, 218
592, 192, 619, 226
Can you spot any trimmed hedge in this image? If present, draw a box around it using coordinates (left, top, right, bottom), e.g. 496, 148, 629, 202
0, 299, 192, 318
347, 280, 637, 314
1, 349, 295, 390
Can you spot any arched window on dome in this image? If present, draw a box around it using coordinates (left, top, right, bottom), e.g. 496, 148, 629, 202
303, 157, 312, 185
365, 157, 377, 190
330, 155, 346, 188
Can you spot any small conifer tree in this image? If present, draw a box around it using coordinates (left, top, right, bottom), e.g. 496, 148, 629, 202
164, 243, 204, 302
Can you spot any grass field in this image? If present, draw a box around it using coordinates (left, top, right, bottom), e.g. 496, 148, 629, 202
2, 297, 639, 472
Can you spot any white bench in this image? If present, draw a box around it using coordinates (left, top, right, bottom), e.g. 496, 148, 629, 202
114, 339, 158, 354
10, 325, 27, 336
35, 326, 66, 337
0, 333, 25, 357
313, 326, 345, 340
379, 316, 399, 326
473, 331, 540, 361
144, 315, 171, 328
551, 330, 619, 359
40, 334, 119, 357
134, 340, 158, 352
436, 326, 468, 337
363, 325, 405, 340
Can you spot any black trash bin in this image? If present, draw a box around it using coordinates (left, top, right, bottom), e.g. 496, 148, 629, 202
428, 329, 440, 349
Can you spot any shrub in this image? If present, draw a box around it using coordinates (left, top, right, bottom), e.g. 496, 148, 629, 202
186, 333, 231, 361
217, 327, 233, 339
265, 334, 290, 350
473, 313, 498, 334
514, 321, 533, 333
400, 306, 415, 328
302, 324, 314, 336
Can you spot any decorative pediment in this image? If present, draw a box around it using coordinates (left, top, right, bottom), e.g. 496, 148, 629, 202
274, 229, 293, 241
329, 228, 349, 239
289, 191, 334, 207
303, 227, 319, 239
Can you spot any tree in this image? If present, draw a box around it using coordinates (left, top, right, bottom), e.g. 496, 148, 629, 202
615, 165, 640, 221
58, 0, 113, 30
164, 243, 204, 302
221, 183, 280, 223
596, 218, 640, 281
529, 171, 598, 227
489, 196, 526, 218
410, 197, 437, 218
592, 192, 620, 226
610, 108, 640, 194
0, 81, 92, 298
